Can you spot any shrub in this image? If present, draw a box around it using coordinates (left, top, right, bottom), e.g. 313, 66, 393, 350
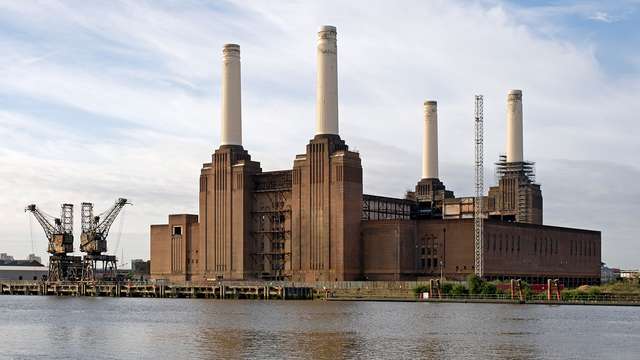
413, 285, 430, 296
451, 283, 467, 296
480, 282, 497, 295
441, 282, 454, 295
467, 274, 483, 295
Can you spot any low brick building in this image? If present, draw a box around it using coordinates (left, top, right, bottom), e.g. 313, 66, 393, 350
361, 219, 600, 286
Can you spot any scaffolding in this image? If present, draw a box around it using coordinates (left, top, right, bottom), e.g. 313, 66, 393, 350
494, 155, 539, 223
251, 171, 292, 280
495, 155, 536, 182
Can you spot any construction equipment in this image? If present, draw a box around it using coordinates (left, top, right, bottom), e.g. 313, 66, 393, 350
25, 203, 81, 282
474, 95, 484, 278
80, 198, 130, 281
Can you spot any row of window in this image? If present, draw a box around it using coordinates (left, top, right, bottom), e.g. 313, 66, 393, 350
420, 258, 441, 269
487, 234, 597, 257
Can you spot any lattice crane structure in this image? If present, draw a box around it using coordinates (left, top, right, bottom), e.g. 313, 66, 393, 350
80, 198, 131, 282
474, 95, 484, 278
25, 203, 81, 281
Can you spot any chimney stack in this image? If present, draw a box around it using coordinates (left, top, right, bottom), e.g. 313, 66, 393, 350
506, 89, 523, 163
422, 101, 439, 179
220, 44, 242, 146
315, 25, 339, 135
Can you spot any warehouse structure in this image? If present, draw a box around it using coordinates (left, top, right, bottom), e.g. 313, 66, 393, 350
150, 26, 600, 286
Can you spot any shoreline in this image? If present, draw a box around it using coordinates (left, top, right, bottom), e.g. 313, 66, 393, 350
2, 280, 639, 306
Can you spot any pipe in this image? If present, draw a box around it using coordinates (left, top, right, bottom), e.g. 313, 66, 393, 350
315, 25, 339, 135
422, 101, 438, 179
506, 89, 523, 162
221, 44, 242, 146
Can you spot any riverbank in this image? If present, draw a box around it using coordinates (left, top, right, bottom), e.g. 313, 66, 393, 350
326, 296, 640, 306
2, 280, 640, 306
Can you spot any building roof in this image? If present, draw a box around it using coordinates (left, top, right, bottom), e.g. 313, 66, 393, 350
0, 260, 44, 267
0, 266, 48, 271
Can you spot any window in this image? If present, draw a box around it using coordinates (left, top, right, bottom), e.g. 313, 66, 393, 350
172, 226, 183, 236
571, 240, 573, 256
420, 258, 426, 268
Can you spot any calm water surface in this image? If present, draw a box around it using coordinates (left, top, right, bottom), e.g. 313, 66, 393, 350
0, 296, 639, 359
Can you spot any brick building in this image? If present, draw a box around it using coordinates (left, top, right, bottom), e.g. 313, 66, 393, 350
150, 26, 601, 285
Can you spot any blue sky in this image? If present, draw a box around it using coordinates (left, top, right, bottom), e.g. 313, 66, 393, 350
0, 0, 638, 268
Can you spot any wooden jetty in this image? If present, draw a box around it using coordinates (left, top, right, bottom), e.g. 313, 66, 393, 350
0, 281, 315, 300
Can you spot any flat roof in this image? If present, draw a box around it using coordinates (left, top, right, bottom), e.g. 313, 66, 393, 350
0, 266, 48, 271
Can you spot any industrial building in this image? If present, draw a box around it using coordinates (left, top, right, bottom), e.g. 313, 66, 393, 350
0, 257, 47, 281
150, 26, 601, 286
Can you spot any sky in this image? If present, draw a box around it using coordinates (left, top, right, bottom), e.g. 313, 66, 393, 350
0, 0, 638, 268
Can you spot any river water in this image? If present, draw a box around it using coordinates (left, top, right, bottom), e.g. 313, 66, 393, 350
0, 296, 638, 359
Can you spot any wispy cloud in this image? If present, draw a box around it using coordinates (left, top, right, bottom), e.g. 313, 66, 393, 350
588, 11, 620, 23
0, 0, 638, 267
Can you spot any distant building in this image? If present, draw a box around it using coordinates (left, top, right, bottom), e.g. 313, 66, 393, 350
0, 257, 46, 281
620, 270, 640, 280
131, 259, 151, 279
0, 253, 15, 261
601, 263, 619, 284
27, 253, 42, 265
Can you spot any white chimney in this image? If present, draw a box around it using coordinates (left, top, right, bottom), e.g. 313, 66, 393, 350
422, 101, 439, 179
315, 25, 339, 135
220, 44, 242, 146
506, 89, 523, 162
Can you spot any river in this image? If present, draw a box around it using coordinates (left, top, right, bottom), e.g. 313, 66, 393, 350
0, 296, 638, 359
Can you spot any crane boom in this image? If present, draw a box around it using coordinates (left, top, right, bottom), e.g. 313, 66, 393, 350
25, 203, 74, 255
96, 198, 130, 237
80, 198, 130, 255
25, 204, 58, 240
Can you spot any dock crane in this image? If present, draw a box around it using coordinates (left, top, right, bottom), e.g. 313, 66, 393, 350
80, 198, 130, 281
25, 203, 81, 282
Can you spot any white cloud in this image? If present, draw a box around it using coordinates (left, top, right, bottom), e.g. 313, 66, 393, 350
0, 1, 638, 267
588, 11, 619, 23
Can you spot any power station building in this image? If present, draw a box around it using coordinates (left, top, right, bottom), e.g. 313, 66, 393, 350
150, 26, 601, 286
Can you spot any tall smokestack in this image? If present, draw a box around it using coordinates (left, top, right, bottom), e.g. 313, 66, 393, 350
422, 101, 439, 179
221, 44, 242, 146
315, 25, 339, 135
506, 89, 523, 162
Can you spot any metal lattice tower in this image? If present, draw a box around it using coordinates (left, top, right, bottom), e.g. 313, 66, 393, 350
474, 95, 484, 277
61, 204, 74, 235
81, 202, 94, 233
